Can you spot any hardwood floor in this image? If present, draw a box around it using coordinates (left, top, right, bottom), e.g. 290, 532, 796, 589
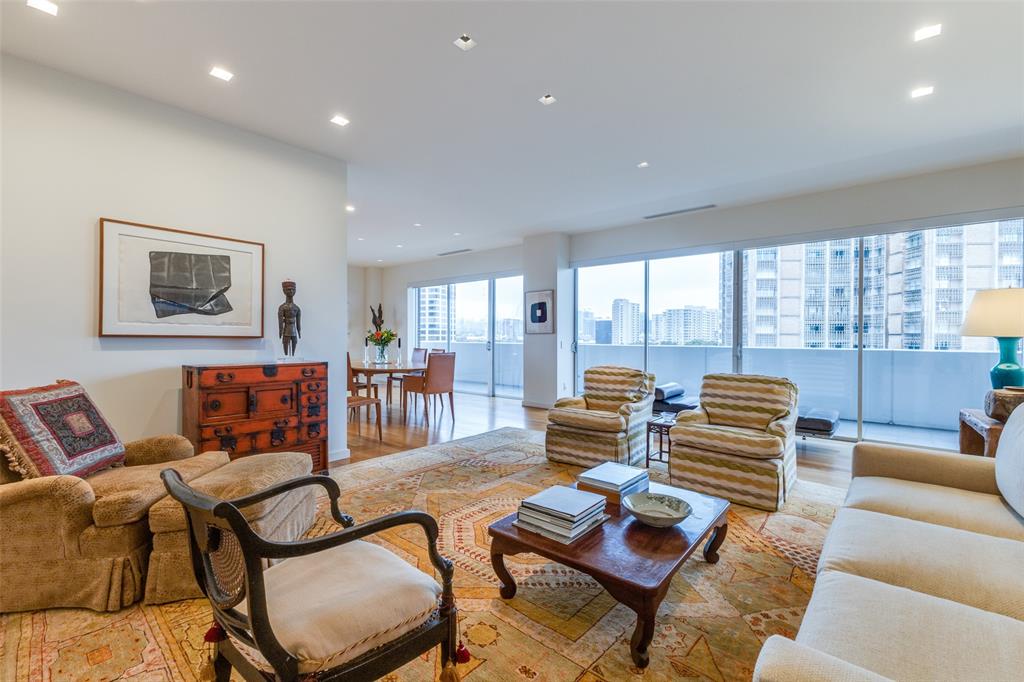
338, 391, 853, 490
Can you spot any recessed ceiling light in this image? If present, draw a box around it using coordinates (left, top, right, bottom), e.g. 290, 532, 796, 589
330, 114, 350, 127
357, 237, 364, 241
914, 24, 942, 42
454, 34, 476, 51
911, 85, 935, 98
376, 259, 384, 262
26, 0, 58, 16
413, 223, 422, 227
538, 94, 556, 106
396, 244, 404, 248
453, 232, 462, 236
209, 66, 234, 82
346, 204, 355, 213
637, 161, 649, 168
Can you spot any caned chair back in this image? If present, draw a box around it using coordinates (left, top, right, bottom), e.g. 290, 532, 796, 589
424, 353, 456, 393
411, 347, 428, 365
583, 365, 654, 412
699, 373, 798, 431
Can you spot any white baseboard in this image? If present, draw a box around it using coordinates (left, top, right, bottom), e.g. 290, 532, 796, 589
329, 447, 351, 462
521, 400, 553, 410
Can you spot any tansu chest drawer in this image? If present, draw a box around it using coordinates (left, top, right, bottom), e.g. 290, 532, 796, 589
182, 362, 329, 473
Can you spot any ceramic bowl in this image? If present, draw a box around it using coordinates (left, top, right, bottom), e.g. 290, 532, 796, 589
622, 492, 692, 528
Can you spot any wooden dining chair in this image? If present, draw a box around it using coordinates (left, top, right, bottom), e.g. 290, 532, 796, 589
387, 347, 428, 405
348, 354, 382, 440
402, 353, 455, 425
347, 352, 379, 400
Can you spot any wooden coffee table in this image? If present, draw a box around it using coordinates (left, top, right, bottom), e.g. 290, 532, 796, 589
488, 481, 730, 668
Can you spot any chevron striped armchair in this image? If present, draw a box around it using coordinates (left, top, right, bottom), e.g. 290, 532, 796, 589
670, 373, 798, 511
545, 365, 655, 469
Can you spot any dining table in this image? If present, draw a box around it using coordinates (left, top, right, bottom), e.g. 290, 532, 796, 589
350, 359, 428, 405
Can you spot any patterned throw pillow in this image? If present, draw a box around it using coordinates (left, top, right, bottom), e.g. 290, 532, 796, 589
0, 381, 125, 479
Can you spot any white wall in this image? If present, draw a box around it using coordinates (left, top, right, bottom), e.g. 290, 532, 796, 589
571, 157, 1024, 266
522, 234, 573, 408
347, 265, 366, 358
1, 58, 350, 458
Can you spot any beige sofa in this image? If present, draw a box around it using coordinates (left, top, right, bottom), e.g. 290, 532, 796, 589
754, 405, 1024, 682
0, 435, 316, 612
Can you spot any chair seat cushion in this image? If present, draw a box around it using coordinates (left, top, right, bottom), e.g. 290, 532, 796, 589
237, 539, 442, 674
845, 476, 1024, 541
797, 571, 1024, 681
0, 380, 126, 479
87, 450, 229, 527
819, 507, 1024, 620
548, 407, 626, 433
671, 423, 784, 458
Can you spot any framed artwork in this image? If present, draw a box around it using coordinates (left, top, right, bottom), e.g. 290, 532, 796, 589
524, 289, 554, 334
99, 218, 265, 337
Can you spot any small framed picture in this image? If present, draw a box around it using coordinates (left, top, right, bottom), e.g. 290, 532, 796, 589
99, 218, 265, 337
524, 289, 554, 334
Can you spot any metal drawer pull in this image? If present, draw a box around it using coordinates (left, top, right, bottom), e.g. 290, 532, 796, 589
302, 367, 316, 377
216, 372, 235, 383
209, 399, 221, 411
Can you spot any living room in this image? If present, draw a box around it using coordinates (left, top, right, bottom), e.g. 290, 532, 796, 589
2, 1, 1023, 681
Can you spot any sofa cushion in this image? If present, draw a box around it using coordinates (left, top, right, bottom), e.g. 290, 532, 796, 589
548, 407, 626, 433
845, 476, 1024, 541
582, 365, 652, 413
236, 540, 442, 674
87, 450, 229, 527
698, 373, 797, 431
819, 507, 1024, 620
671, 423, 785, 458
995, 405, 1024, 517
0, 381, 125, 479
148, 451, 313, 533
797, 571, 1024, 682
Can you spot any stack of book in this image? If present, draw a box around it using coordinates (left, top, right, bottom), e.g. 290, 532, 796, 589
514, 485, 608, 544
576, 462, 650, 504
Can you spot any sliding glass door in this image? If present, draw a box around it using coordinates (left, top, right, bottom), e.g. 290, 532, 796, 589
413, 275, 524, 398
573, 217, 1023, 450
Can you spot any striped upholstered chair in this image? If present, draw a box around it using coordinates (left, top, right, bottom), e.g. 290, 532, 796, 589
669, 373, 798, 511
545, 365, 655, 468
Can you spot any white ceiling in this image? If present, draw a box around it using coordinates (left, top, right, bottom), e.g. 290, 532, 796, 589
3, 1, 1022, 266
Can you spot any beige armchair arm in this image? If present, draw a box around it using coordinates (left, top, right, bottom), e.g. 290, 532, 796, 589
0, 475, 95, 559
851, 442, 998, 495
753, 636, 893, 682
767, 410, 798, 441
673, 408, 709, 425
618, 393, 655, 426
123, 435, 194, 467
553, 396, 587, 410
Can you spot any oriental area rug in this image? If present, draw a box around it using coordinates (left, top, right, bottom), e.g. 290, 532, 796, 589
1, 428, 844, 682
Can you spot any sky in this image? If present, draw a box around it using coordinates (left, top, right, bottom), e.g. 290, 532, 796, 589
578, 253, 724, 318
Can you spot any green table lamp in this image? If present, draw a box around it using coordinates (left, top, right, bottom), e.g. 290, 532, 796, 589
960, 288, 1024, 389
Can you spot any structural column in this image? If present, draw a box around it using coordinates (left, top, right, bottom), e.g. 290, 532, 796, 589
522, 233, 575, 408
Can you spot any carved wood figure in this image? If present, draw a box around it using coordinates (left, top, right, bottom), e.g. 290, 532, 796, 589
278, 280, 301, 356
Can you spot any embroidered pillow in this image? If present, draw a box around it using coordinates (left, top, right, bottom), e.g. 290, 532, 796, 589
0, 381, 125, 479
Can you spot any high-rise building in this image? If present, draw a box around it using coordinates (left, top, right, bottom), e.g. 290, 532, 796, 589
595, 319, 612, 344
417, 285, 450, 344
578, 309, 596, 343
649, 306, 720, 344
611, 298, 642, 345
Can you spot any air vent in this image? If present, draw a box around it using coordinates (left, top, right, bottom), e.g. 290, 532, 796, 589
437, 248, 473, 257
643, 204, 717, 220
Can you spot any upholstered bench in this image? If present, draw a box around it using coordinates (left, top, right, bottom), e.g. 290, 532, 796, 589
144, 451, 318, 604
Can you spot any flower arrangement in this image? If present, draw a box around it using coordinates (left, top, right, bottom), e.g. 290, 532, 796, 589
366, 328, 398, 348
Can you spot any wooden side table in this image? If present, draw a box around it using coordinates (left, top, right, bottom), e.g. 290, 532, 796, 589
646, 416, 675, 466
959, 408, 1004, 457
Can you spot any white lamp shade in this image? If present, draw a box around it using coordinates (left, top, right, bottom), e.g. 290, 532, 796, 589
960, 288, 1024, 337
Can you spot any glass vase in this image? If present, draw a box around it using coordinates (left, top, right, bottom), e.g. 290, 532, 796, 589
375, 345, 389, 364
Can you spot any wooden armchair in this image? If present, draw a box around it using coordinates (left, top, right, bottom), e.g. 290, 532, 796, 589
161, 469, 458, 681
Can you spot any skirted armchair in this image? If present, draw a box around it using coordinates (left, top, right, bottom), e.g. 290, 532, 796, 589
546, 365, 655, 468
669, 373, 798, 511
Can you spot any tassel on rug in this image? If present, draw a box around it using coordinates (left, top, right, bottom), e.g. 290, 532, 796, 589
198, 622, 227, 681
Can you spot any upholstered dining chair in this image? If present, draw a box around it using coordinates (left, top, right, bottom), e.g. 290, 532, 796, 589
387, 347, 428, 406
402, 352, 455, 425
347, 354, 382, 440
160, 469, 459, 682
545, 365, 656, 468
347, 352, 379, 400
669, 373, 799, 511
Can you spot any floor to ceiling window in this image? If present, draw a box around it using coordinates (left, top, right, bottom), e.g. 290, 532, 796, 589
573, 218, 1023, 450
412, 275, 524, 398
